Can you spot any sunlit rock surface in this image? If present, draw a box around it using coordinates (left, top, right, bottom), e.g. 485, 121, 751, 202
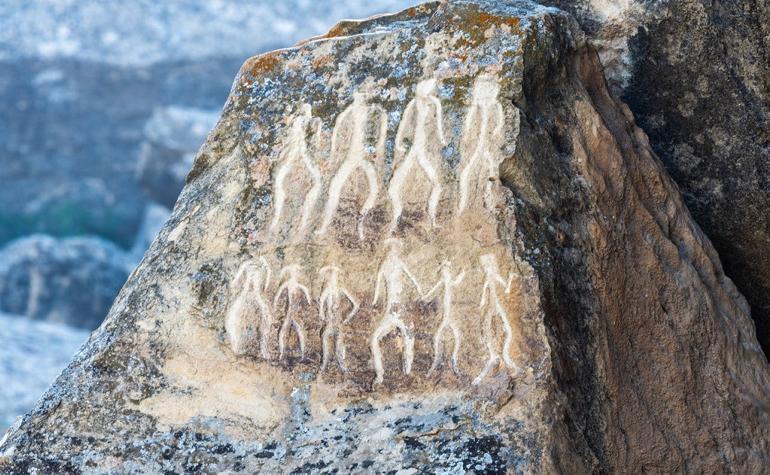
541, 0, 770, 356
2, 1, 768, 472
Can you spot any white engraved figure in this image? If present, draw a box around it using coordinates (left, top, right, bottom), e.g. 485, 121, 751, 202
226, 257, 273, 359
473, 253, 518, 385
270, 104, 323, 237
317, 92, 388, 239
387, 78, 447, 234
273, 264, 312, 360
318, 265, 360, 372
422, 260, 466, 375
371, 239, 423, 384
458, 77, 505, 213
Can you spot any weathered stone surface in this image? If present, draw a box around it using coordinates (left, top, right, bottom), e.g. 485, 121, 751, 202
2, 1, 768, 473
540, 0, 770, 356
0, 235, 131, 329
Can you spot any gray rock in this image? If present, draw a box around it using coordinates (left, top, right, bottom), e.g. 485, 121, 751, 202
540, 0, 770, 355
0, 235, 132, 329
136, 107, 220, 208
2, 1, 768, 472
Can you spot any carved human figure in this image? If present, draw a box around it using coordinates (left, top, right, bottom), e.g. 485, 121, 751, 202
387, 78, 446, 234
458, 76, 505, 213
371, 239, 423, 384
473, 253, 518, 385
317, 92, 388, 239
422, 260, 466, 375
318, 265, 360, 372
273, 264, 312, 360
270, 103, 323, 237
225, 257, 273, 359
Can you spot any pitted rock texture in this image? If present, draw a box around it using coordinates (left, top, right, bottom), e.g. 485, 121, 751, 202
541, 0, 770, 356
2, 1, 768, 473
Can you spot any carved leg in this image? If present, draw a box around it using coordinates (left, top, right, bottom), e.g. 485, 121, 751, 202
278, 316, 292, 360
317, 161, 352, 235
458, 152, 480, 212
370, 320, 394, 385
394, 317, 415, 375
387, 154, 414, 234
429, 322, 448, 374
335, 330, 348, 372
497, 303, 516, 369
320, 326, 332, 372
298, 164, 323, 237
358, 162, 380, 239
270, 163, 291, 232
292, 318, 306, 358
417, 151, 442, 227
450, 323, 462, 376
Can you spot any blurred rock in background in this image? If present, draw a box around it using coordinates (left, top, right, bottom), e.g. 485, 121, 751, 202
0, 312, 88, 431
0, 0, 414, 330
0, 0, 414, 433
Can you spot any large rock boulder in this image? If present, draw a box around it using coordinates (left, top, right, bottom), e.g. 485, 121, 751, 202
540, 0, 770, 356
0, 235, 132, 329
2, 1, 768, 472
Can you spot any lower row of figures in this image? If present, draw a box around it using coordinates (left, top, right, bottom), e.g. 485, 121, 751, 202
226, 242, 521, 385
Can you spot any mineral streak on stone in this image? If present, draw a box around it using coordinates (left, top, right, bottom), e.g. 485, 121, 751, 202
2, 1, 769, 473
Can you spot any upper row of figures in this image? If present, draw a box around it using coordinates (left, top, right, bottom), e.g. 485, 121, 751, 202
226, 240, 520, 386
268, 76, 507, 240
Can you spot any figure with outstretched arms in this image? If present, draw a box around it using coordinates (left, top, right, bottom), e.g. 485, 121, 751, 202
370, 239, 422, 384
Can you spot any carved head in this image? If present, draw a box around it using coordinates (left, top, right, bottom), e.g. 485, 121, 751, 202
280, 264, 301, 280
319, 265, 340, 281
416, 78, 437, 98
480, 253, 498, 272
384, 238, 403, 255
472, 76, 499, 104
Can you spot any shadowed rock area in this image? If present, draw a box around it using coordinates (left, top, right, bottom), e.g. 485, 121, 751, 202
540, 0, 770, 357
1, 1, 768, 472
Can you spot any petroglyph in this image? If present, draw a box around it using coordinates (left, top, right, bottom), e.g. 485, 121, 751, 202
270, 104, 323, 237
318, 265, 359, 372
458, 77, 505, 213
273, 264, 312, 360
317, 92, 388, 240
473, 253, 518, 385
371, 239, 423, 384
226, 257, 273, 358
387, 78, 446, 234
422, 260, 466, 376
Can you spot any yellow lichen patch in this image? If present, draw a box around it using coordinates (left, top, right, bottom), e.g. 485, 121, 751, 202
245, 51, 282, 77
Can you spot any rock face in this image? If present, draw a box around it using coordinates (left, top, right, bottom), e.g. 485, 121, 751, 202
540, 0, 770, 356
2, 1, 769, 472
0, 235, 132, 329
